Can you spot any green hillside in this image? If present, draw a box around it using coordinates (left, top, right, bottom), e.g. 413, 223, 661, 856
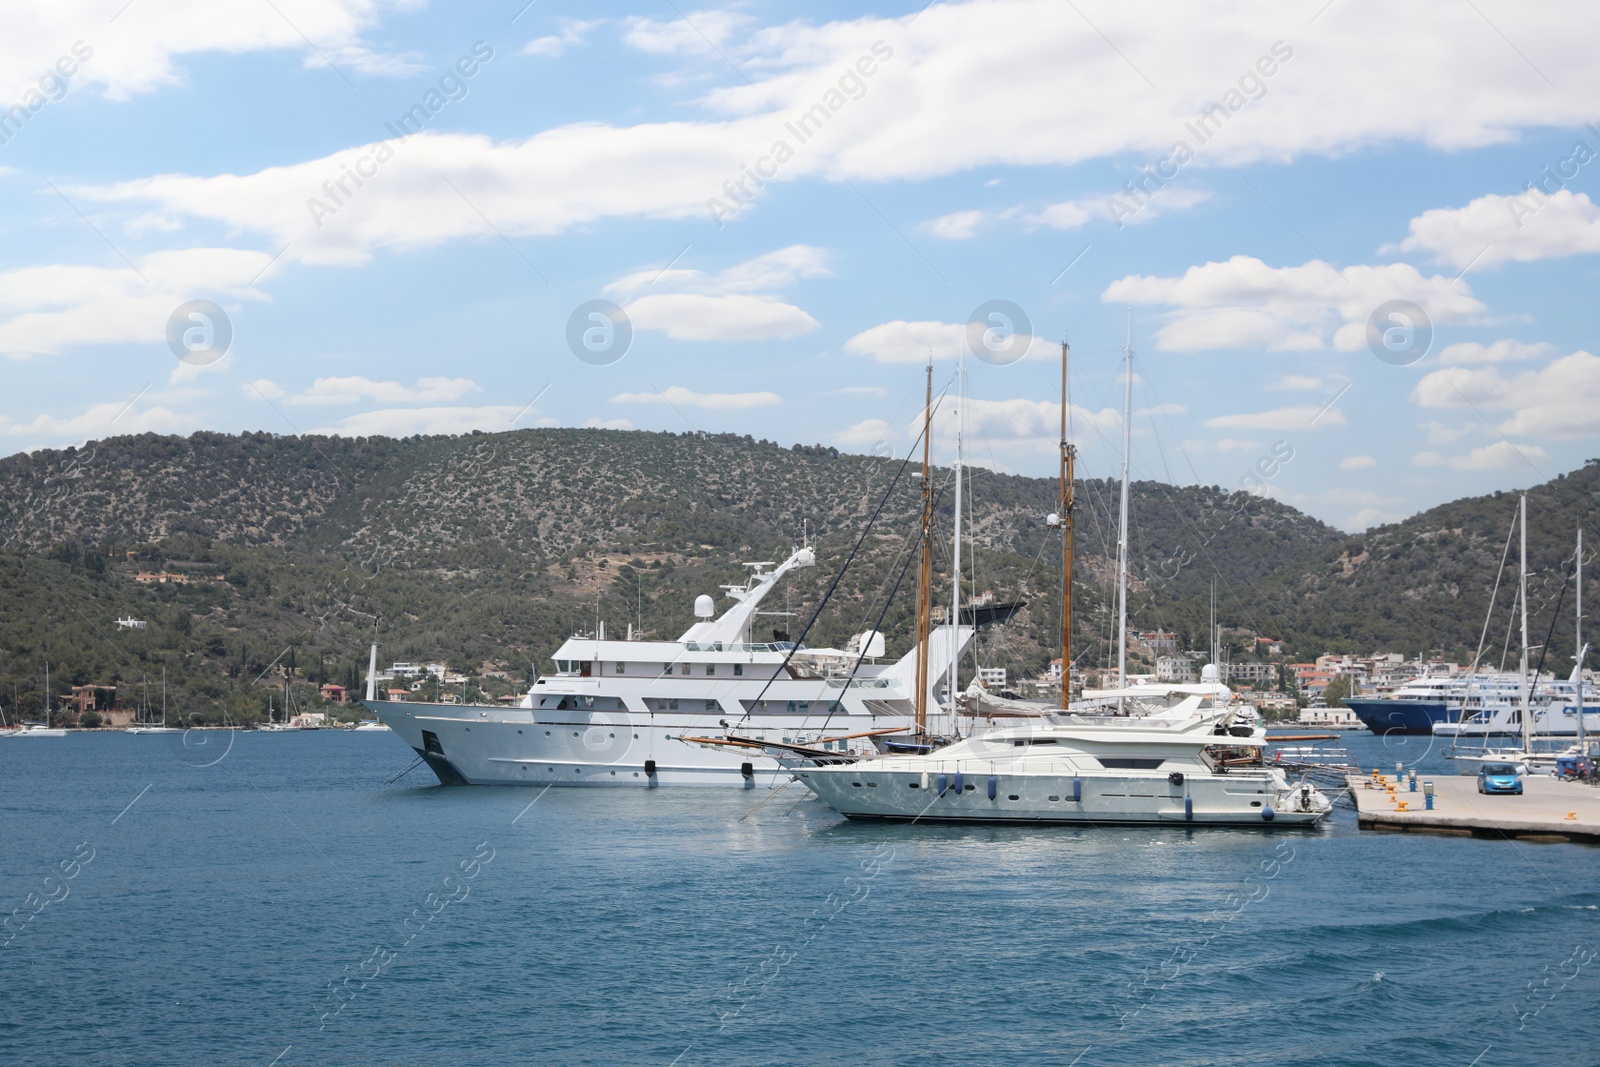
0, 429, 1590, 726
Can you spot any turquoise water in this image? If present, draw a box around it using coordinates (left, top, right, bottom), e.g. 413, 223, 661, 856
2, 730, 1596, 1067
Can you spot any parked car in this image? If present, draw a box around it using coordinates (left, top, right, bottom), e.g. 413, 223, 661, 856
1477, 762, 1524, 795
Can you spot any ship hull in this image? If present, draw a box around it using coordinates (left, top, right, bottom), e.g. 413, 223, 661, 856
1344, 698, 1451, 735
367, 700, 902, 787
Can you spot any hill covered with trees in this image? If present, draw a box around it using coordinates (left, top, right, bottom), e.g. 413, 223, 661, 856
0, 428, 1591, 726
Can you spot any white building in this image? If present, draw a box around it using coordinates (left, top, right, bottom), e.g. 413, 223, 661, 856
977, 667, 1006, 688
1156, 656, 1197, 683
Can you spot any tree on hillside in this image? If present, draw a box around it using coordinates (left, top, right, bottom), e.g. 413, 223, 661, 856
1324, 674, 1353, 708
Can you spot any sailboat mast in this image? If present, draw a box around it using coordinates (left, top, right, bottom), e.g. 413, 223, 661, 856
1058, 339, 1076, 710
1117, 312, 1133, 696
948, 353, 964, 717
915, 362, 934, 735
1519, 493, 1533, 753
1578, 525, 1586, 753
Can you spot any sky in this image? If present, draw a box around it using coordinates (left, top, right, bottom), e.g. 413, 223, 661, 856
2, 0, 1598, 533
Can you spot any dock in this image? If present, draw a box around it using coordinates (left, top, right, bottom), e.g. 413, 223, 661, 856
1347, 772, 1600, 844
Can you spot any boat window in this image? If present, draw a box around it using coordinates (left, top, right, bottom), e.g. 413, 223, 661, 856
616, 663, 625, 674
681, 664, 690, 675
705, 664, 715, 676
662, 664, 674, 675
705, 700, 716, 712
1098, 757, 1165, 769
734, 664, 743, 676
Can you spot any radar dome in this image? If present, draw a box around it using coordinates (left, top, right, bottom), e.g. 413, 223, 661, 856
1200, 663, 1220, 683
693, 594, 715, 619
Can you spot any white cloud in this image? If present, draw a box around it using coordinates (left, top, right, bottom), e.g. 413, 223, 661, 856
911, 396, 1119, 446
1103, 257, 1485, 352
311, 405, 536, 437
1338, 455, 1376, 470
921, 210, 986, 239
1420, 420, 1471, 446
1205, 405, 1346, 431
1138, 403, 1185, 417
523, 19, 602, 58
621, 11, 751, 56
1027, 199, 1096, 231
1412, 451, 1444, 467
0, 398, 196, 440
247, 379, 286, 400
287, 376, 481, 406
62, 3, 1600, 269
611, 386, 781, 410
834, 418, 892, 447
1271, 374, 1325, 391
1347, 507, 1400, 531
606, 245, 825, 342
1437, 339, 1552, 365
1413, 350, 1600, 439
0, 248, 270, 358
624, 294, 818, 341
1447, 441, 1550, 471
583, 416, 633, 429
1396, 190, 1600, 269
2, 2, 415, 103
1213, 437, 1259, 453
843, 319, 1055, 364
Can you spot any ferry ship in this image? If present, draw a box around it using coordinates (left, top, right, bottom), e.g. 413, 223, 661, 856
367, 546, 973, 787
1344, 676, 1465, 735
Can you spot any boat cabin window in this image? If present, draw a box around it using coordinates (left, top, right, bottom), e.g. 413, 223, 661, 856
579, 661, 592, 678
1097, 757, 1165, 770
615, 662, 626, 674
734, 664, 743, 676
705, 665, 715, 676
681, 664, 690, 675
662, 664, 674, 676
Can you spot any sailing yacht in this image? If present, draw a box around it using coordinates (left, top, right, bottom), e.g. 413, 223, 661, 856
788, 326, 1329, 825
368, 545, 976, 786
9, 664, 67, 737
126, 670, 180, 734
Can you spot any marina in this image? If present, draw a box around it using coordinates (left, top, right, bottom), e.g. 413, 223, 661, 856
1348, 770, 1600, 844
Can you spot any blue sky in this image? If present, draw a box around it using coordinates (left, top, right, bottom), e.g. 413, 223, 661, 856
2, 0, 1598, 531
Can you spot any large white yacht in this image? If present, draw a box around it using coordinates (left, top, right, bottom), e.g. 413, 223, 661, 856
786, 707, 1331, 827
368, 546, 974, 786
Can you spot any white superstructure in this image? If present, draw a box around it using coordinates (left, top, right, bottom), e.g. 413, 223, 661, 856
369, 546, 975, 787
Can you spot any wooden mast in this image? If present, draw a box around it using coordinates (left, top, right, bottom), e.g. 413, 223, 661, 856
1058, 339, 1076, 709
914, 361, 934, 735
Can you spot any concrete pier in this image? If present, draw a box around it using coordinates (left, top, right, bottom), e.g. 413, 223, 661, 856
1347, 772, 1600, 844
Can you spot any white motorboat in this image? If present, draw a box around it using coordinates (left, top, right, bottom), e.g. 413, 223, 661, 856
787, 709, 1331, 826
352, 720, 390, 731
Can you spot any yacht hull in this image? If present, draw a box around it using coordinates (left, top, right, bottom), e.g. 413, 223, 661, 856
368, 699, 897, 787
1344, 699, 1450, 735
793, 766, 1326, 826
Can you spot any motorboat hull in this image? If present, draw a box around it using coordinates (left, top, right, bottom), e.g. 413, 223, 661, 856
793, 765, 1327, 826
1345, 698, 1450, 736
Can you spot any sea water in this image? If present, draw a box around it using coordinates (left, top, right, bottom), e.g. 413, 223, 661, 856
1, 729, 1596, 1067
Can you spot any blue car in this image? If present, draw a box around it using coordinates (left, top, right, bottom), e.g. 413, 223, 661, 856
1477, 762, 1524, 795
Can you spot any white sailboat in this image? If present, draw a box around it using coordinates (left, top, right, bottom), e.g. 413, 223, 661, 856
126, 669, 180, 734
11, 663, 67, 737
352, 640, 391, 730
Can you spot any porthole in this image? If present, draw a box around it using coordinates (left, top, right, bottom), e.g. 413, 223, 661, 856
867, 782, 878, 788
610, 770, 616, 776
545, 731, 551, 736
572, 731, 579, 737
633, 733, 640, 739
609, 732, 615, 738
908, 782, 920, 789
851, 782, 862, 788
1008, 794, 1020, 801
633, 772, 640, 777
517, 730, 523, 734
1250, 801, 1262, 807
1048, 795, 1060, 802
964, 784, 975, 791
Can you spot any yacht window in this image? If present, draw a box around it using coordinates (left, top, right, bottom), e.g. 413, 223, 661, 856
705, 700, 716, 712
705, 665, 715, 676
734, 664, 743, 676
681, 664, 690, 675
616, 663, 625, 674
663, 664, 674, 676
1098, 757, 1164, 769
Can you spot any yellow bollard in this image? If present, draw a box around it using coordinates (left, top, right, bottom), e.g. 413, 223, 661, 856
1397, 801, 1408, 811
1567, 812, 1578, 820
